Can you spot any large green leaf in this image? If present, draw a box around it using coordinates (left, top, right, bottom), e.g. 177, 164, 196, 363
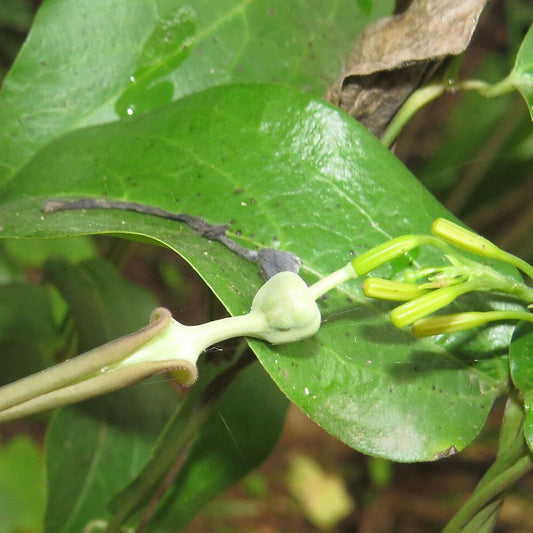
0, 84, 514, 460
0, 0, 392, 184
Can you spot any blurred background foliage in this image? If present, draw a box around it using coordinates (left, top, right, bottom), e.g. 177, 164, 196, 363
0, 0, 532, 531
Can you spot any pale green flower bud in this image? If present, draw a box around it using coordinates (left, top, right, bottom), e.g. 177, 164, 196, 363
362, 277, 428, 301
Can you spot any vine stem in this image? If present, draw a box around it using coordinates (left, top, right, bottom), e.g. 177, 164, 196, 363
443, 455, 532, 532
381, 74, 516, 148
308, 263, 356, 300
381, 83, 445, 148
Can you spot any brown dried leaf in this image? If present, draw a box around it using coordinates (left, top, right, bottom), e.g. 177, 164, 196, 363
328, 0, 488, 137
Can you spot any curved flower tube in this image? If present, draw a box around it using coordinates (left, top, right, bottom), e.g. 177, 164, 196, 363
0, 272, 321, 423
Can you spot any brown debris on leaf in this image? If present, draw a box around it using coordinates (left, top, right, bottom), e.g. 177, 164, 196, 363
327, 0, 489, 138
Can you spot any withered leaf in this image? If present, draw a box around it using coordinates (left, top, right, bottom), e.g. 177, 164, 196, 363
328, 0, 489, 138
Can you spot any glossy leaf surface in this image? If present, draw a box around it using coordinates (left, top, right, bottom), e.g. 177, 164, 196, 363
0, 0, 392, 184
0, 84, 515, 460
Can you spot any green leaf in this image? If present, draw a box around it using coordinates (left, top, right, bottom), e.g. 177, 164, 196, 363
42, 257, 177, 532
0, 282, 60, 386
3, 236, 97, 270
0, 436, 46, 533
45, 387, 178, 533
0, 84, 515, 461
0, 0, 392, 184
509, 321, 533, 452
44, 257, 158, 351
148, 362, 288, 531
511, 23, 533, 120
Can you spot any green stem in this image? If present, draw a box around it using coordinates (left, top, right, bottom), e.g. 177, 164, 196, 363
308, 263, 356, 299
458, 499, 502, 533
381, 83, 445, 148
443, 454, 532, 533
456, 75, 516, 98
105, 397, 207, 532
498, 396, 525, 453
381, 72, 516, 149
443, 428, 532, 533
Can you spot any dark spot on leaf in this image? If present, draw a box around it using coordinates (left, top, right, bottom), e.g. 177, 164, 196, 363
250, 198, 257, 204
413, 365, 419, 372
235, 230, 242, 236
234, 188, 244, 195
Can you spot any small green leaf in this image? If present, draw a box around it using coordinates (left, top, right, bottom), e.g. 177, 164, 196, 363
148, 362, 288, 531
0, 436, 46, 533
511, 23, 533, 120
509, 321, 533, 451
